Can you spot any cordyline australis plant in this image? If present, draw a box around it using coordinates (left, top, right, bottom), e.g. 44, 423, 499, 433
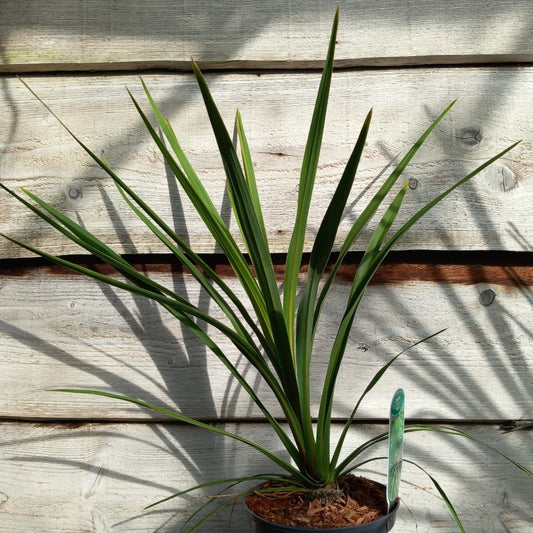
1, 9, 530, 532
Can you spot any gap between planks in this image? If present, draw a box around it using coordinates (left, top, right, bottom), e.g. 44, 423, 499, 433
3, 55, 533, 77
2, 250, 533, 286
1, 417, 530, 429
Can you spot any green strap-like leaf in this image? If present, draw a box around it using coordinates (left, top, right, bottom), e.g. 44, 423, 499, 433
145, 474, 296, 510
3, 227, 308, 464
112, 179, 261, 351
128, 86, 272, 343
283, 7, 339, 353
51, 389, 307, 483
403, 459, 466, 532
191, 61, 301, 420
318, 140, 519, 476
334, 432, 390, 480
11, 76, 308, 461
315, 100, 458, 320
131, 85, 305, 437
406, 425, 532, 476
315, 183, 410, 475
293, 109, 373, 474
190, 63, 282, 320
331, 329, 446, 471
236, 109, 269, 246
381, 141, 520, 258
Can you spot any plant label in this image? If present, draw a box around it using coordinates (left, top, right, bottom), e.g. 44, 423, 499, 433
387, 388, 405, 512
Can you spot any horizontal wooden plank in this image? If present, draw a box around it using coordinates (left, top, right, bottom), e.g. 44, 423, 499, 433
0, 421, 531, 531
1, 266, 531, 421
1, 0, 533, 72
1, 67, 532, 258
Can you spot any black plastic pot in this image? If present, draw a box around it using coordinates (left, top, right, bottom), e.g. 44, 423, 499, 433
246, 482, 399, 533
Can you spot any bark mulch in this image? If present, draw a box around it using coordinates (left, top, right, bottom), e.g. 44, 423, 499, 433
245, 475, 389, 529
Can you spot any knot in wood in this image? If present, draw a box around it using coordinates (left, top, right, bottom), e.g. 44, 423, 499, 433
499, 166, 518, 192
0, 491, 8, 506
458, 127, 482, 147
68, 187, 81, 200
479, 289, 496, 306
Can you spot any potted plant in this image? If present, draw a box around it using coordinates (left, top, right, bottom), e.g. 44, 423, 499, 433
1, 9, 530, 532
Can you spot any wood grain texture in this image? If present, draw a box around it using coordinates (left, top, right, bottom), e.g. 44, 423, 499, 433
1, 68, 532, 257
1, 0, 533, 72
1, 3, 532, 530
1, 266, 531, 421
1, 421, 531, 532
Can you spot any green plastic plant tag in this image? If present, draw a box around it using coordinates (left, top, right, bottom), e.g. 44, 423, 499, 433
387, 388, 405, 511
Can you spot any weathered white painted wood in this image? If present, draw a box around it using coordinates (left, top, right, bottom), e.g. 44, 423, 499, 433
1, 0, 533, 72
1, 267, 531, 421
1, 68, 532, 258
1, 3, 530, 532
0, 421, 530, 532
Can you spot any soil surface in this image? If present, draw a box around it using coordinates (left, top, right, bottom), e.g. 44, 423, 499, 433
245, 475, 388, 529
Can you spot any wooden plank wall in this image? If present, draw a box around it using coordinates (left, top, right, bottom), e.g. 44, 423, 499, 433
1, 1, 532, 531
